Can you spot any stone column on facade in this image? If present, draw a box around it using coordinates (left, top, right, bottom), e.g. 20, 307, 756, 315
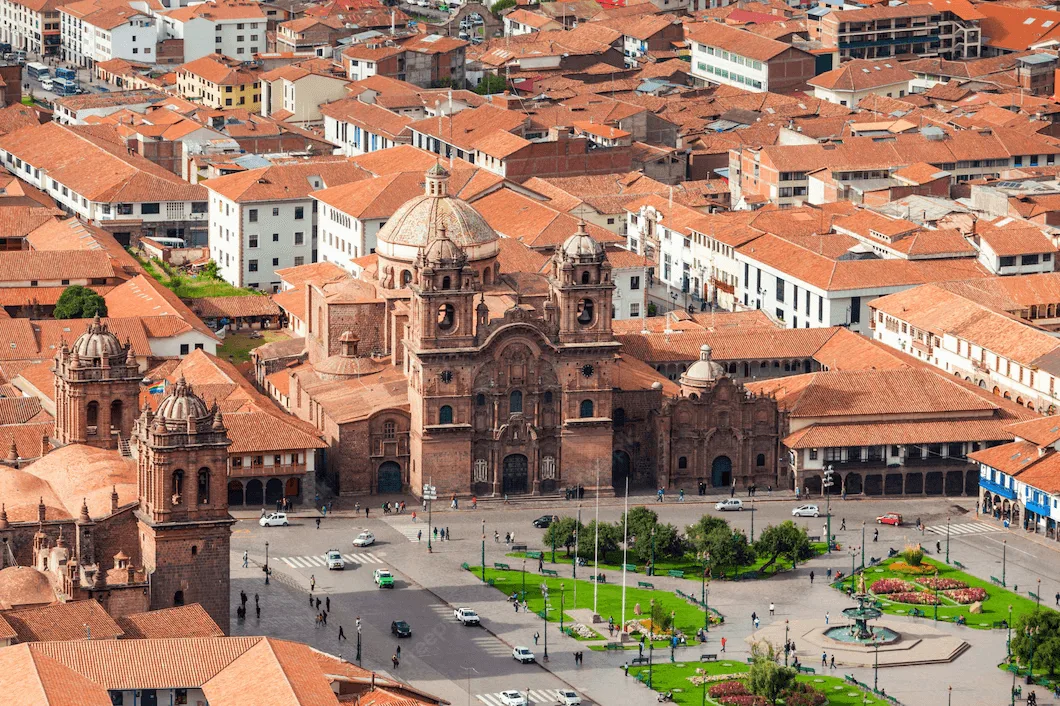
490, 446, 500, 497
531, 444, 540, 496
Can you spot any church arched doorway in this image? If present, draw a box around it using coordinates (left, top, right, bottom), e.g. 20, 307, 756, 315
265, 478, 284, 505
377, 462, 402, 494
502, 454, 528, 495
228, 480, 244, 506
245, 479, 264, 506
612, 450, 631, 494
110, 400, 123, 433
711, 456, 732, 488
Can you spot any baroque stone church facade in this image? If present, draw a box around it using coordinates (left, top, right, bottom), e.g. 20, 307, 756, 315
265, 165, 788, 499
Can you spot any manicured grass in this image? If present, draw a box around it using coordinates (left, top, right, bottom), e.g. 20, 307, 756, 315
218, 330, 289, 363
469, 567, 721, 642
506, 543, 827, 581
833, 557, 1051, 629
627, 661, 893, 706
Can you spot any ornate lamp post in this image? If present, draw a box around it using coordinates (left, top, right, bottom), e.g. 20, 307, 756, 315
264, 541, 269, 585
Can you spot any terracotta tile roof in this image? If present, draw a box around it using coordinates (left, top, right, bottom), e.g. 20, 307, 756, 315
686, 21, 800, 61
0, 105, 42, 139
0, 122, 206, 204
471, 188, 625, 249
496, 236, 549, 274
507, 8, 560, 28
753, 368, 999, 418
313, 168, 501, 221
809, 60, 914, 92
0, 251, 115, 283
104, 275, 218, 341
613, 353, 680, 394
0, 422, 54, 462
179, 54, 260, 86
224, 409, 326, 453
203, 160, 369, 204
975, 4, 1060, 52
1011, 451, 1060, 493
611, 309, 776, 334
164, 0, 266, 22
1006, 415, 1060, 447
115, 605, 224, 640
976, 221, 1056, 257
272, 288, 306, 321
61, 0, 152, 30
407, 104, 527, 152
319, 99, 413, 142
616, 326, 839, 363
0, 397, 44, 425
348, 145, 440, 177
3, 601, 123, 643
599, 13, 680, 40
785, 417, 1016, 449
0, 644, 112, 706
0, 209, 66, 240
275, 262, 349, 289
189, 295, 280, 319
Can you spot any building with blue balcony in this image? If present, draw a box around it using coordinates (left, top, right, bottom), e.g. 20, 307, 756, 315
970, 416, 1060, 542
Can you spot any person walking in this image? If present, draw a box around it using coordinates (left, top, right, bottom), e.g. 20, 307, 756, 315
326, 596, 330, 612
840, 518, 846, 531
720, 637, 727, 653
255, 593, 259, 608
322, 611, 327, 626
366, 507, 370, 518
396, 645, 401, 659
624, 662, 629, 676
825, 611, 830, 625
310, 575, 316, 592
534, 632, 539, 645
1055, 592, 1059, 607
830, 655, 836, 669
769, 602, 775, 617
255, 603, 261, 620
446, 527, 451, 540
240, 591, 247, 608
751, 611, 757, 625
810, 571, 815, 584
339, 626, 347, 640
316, 517, 321, 530
873, 528, 879, 542
418, 529, 422, 542
822, 652, 827, 667
754, 617, 760, 630
392, 654, 400, 669
242, 550, 248, 568
538, 556, 544, 572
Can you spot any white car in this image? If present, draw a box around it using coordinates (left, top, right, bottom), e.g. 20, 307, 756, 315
326, 550, 344, 570
792, 504, 820, 518
454, 607, 480, 625
512, 646, 535, 663
353, 531, 375, 547
558, 689, 582, 705
259, 512, 289, 527
715, 499, 743, 512
498, 692, 527, 706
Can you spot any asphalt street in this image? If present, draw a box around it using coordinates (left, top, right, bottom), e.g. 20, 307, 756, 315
231, 491, 1060, 705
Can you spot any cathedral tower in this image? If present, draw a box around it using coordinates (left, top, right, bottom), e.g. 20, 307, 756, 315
54, 315, 141, 449
548, 221, 615, 345
133, 378, 233, 632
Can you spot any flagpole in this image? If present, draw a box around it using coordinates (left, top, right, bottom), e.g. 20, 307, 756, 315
621, 476, 629, 637
593, 464, 600, 615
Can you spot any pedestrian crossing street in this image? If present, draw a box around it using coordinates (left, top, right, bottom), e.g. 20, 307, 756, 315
476, 690, 567, 706
385, 520, 431, 543
924, 522, 1001, 536
279, 552, 383, 568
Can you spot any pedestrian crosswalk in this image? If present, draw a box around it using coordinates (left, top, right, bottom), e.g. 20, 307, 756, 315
385, 519, 436, 543
470, 634, 512, 657
924, 522, 1001, 536
476, 690, 566, 706
279, 552, 383, 568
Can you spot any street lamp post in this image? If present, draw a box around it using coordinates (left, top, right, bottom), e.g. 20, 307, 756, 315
934, 584, 939, 622
861, 522, 866, 571
750, 497, 755, 542
1036, 578, 1041, 609
784, 620, 790, 667
650, 528, 656, 577
542, 585, 549, 662
481, 533, 486, 583
648, 598, 655, 688
1007, 605, 1013, 659
560, 584, 565, 636
522, 559, 527, 601
1002, 540, 1007, 586
264, 541, 269, 585
356, 627, 362, 665
701, 565, 709, 634
945, 517, 951, 564
551, 528, 556, 564
824, 465, 834, 554
948, 686, 952, 706
873, 640, 880, 692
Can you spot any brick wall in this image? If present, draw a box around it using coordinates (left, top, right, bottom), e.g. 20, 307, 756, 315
503, 139, 633, 182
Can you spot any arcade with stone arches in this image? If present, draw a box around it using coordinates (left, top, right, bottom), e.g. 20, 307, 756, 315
798, 467, 979, 498
227, 476, 303, 507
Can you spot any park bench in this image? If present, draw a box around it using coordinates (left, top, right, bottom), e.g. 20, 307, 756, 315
868, 557, 880, 566
623, 563, 637, 572
542, 569, 559, 577
953, 561, 966, 570
700, 653, 718, 662
667, 570, 685, 578
511, 544, 527, 552
461, 562, 470, 570
991, 576, 1006, 587
808, 535, 821, 542
494, 563, 510, 570
632, 657, 650, 665
604, 643, 622, 651
993, 620, 1009, 629
798, 666, 816, 675
1029, 591, 1040, 602
746, 657, 755, 664
526, 551, 542, 559
638, 581, 654, 589
590, 575, 607, 583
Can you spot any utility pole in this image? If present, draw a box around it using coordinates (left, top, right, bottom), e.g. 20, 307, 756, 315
824, 466, 834, 553
945, 516, 951, 564
425, 482, 437, 553
1002, 540, 1007, 586
542, 584, 549, 662
861, 522, 866, 571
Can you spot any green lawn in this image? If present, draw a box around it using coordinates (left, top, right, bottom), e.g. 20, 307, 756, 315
627, 661, 894, 706
833, 557, 1050, 629
218, 330, 289, 363
128, 249, 260, 298
468, 566, 722, 642
506, 543, 827, 581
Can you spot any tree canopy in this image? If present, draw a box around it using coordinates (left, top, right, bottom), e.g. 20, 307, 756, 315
755, 521, 812, 574
542, 516, 581, 557
54, 285, 107, 319
1011, 611, 1060, 676
748, 642, 797, 705
475, 73, 508, 95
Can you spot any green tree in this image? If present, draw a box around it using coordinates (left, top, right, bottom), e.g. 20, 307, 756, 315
631, 522, 685, 563
475, 73, 508, 95
200, 259, 221, 280
754, 521, 811, 574
543, 516, 581, 557
577, 520, 620, 558
686, 514, 730, 556
748, 642, 797, 705
701, 527, 755, 578
1011, 611, 1060, 676
620, 506, 658, 543
491, 0, 515, 11
650, 600, 674, 633
54, 285, 107, 319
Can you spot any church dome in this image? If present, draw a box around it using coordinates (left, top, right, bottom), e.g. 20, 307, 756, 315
155, 377, 210, 424
0, 566, 56, 609
423, 226, 466, 266
314, 330, 384, 379
376, 164, 498, 255
72, 315, 123, 359
682, 344, 726, 389
560, 221, 605, 260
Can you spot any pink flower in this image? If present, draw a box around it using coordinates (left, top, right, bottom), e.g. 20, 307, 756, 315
943, 587, 987, 604
871, 578, 916, 594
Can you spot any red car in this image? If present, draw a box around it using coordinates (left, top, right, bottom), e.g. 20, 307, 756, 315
876, 513, 902, 526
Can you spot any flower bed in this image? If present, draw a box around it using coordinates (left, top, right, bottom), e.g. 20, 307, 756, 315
917, 577, 967, 590
871, 578, 916, 594
709, 681, 749, 698
719, 696, 767, 706
889, 561, 939, 575
785, 683, 828, 706
944, 587, 988, 604
888, 591, 940, 605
